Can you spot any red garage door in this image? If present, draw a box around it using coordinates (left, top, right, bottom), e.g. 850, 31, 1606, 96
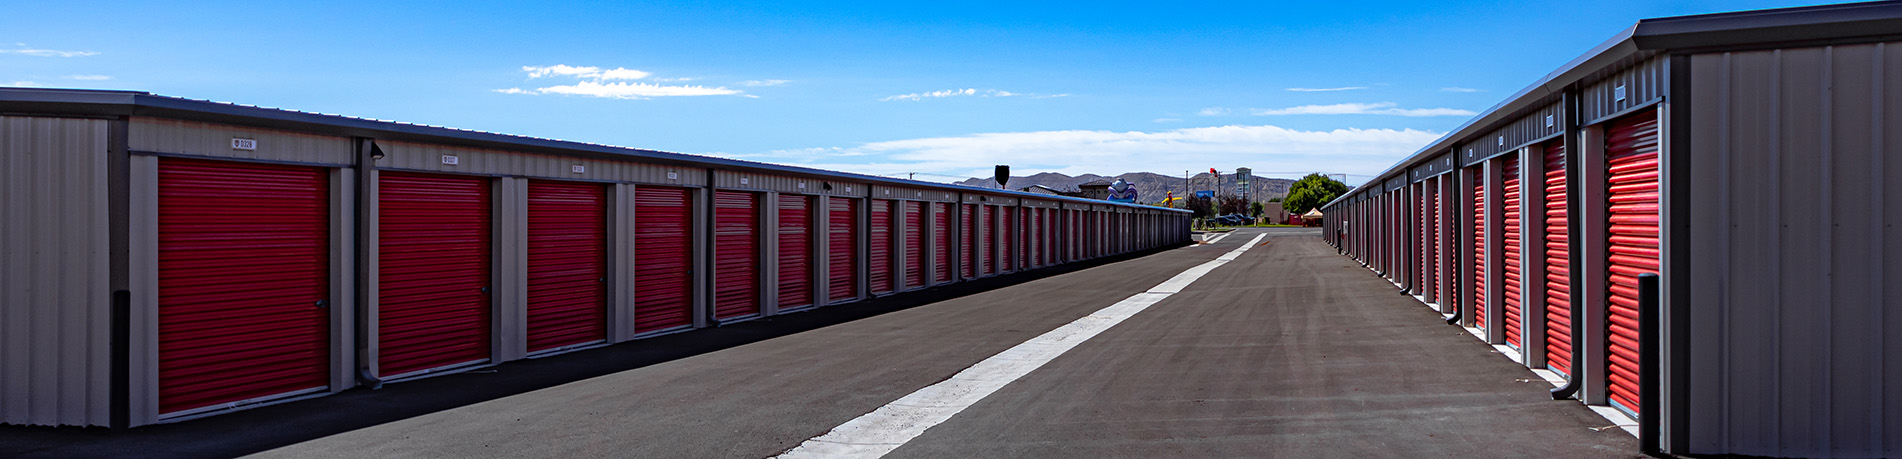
1472, 168, 1488, 331
827, 197, 859, 303
714, 191, 761, 320
1426, 179, 1439, 303
870, 199, 895, 293
1504, 155, 1524, 348
960, 203, 977, 279
932, 202, 951, 284
1605, 110, 1660, 414
634, 186, 693, 333
1416, 185, 1427, 295
979, 205, 995, 275
1000, 207, 1016, 272
1032, 208, 1045, 267
778, 194, 814, 311
1543, 142, 1573, 375
158, 158, 329, 414
526, 181, 607, 352
379, 172, 491, 378
903, 201, 925, 289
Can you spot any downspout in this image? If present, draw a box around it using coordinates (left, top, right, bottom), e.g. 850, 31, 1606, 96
1639, 273, 1662, 455
1551, 91, 1582, 400
354, 139, 383, 389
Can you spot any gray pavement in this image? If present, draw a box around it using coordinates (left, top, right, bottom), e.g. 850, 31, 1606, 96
1, 228, 1638, 458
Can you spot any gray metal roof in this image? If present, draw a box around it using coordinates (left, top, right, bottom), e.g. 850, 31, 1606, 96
1323, 0, 1902, 209
0, 87, 1188, 213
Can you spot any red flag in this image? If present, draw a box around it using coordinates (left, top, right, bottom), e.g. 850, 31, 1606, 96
1209, 168, 1217, 175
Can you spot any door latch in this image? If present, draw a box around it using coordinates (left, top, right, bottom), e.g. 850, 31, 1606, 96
315, 299, 329, 309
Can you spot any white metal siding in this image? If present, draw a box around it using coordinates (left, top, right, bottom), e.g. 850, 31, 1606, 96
0, 116, 113, 427
128, 117, 353, 166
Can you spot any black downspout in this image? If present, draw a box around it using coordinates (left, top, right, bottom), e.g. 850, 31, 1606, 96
354, 139, 383, 390
1552, 91, 1583, 400
1639, 273, 1662, 455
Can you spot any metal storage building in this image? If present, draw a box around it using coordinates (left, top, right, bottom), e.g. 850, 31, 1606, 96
1322, 2, 1902, 457
0, 88, 1191, 428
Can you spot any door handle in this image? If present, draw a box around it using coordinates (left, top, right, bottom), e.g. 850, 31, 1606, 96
480, 286, 490, 293
315, 299, 329, 309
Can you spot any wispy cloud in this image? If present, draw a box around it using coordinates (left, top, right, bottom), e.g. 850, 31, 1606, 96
1, 44, 97, 57
1248, 102, 1474, 117
498, 64, 745, 99
68, 75, 110, 81
879, 88, 1057, 102
738, 79, 788, 87
1441, 87, 1481, 93
1197, 107, 1231, 116
1286, 86, 1367, 92
1153, 118, 1183, 123
732, 124, 1441, 182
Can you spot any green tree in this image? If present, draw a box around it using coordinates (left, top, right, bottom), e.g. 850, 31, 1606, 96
1186, 195, 1214, 219
1249, 201, 1265, 217
1282, 173, 1348, 215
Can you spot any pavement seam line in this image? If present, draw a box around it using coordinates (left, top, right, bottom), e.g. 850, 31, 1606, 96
775, 232, 1270, 459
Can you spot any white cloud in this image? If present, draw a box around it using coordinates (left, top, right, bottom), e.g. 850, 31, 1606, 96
1442, 87, 1481, 93
1196, 107, 1231, 116
1249, 102, 1475, 117
499, 81, 741, 99
738, 124, 1441, 182
501, 65, 745, 99
738, 79, 788, 87
68, 74, 110, 80
651, 77, 696, 82
0, 44, 97, 57
879, 88, 1056, 101
5, 81, 41, 87
1286, 86, 1367, 92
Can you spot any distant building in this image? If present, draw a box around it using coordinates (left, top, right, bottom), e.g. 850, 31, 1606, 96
1077, 180, 1112, 199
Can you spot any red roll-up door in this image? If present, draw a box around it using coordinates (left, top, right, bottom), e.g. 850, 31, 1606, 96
1000, 207, 1016, 272
932, 202, 951, 283
960, 203, 977, 279
714, 191, 760, 320
1472, 170, 1487, 330
903, 201, 925, 289
1503, 155, 1524, 348
378, 172, 491, 378
827, 197, 859, 303
870, 199, 895, 293
778, 194, 814, 311
1605, 111, 1660, 414
980, 205, 995, 275
1416, 185, 1427, 295
634, 186, 693, 333
1034, 208, 1047, 266
1427, 179, 1439, 302
158, 158, 329, 414
526, 181, 607, 352
1543, 142, 1573, 375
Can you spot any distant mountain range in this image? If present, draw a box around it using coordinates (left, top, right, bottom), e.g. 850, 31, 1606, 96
953, 172, 1293, 204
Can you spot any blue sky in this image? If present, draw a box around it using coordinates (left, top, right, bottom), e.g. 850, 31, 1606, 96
2, 0, 1831, 184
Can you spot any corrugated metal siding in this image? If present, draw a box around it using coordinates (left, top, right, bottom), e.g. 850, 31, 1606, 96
873, 186, 959, 203
128, 118, 353, 166
1461, 102, 1565, 167
377, 140, 706, 185
1582, 56, 1667, 126
1544, 142, 1574, 375
713, 171, 865, 197
1686, 43, 1902, 458
1, 117, 114, 427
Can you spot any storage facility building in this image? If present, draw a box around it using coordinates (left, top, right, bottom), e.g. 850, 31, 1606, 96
0, 88, 1191, 428
1322, 2, 1902, 457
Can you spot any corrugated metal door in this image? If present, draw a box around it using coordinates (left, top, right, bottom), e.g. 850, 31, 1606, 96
1000, 207, 1016, 272
960, 203, 976, 279
1543, 142, 1573, 375
1029, 208, 1043, 267
525, 181, 607, 352
932, 202, 951, 283
870, 199, 895, 293
827, 197, 859, 303
1472, 169, 1488, 331
1427, 179, 1439, 302
777, 194, 814, 311
1503, 155, 1524, 348
714, 190, 760, 320
378, 172, 491, 377
158, 158, 329, 414
634, 186, 693, 333
1605, 111, 1660, 414
1416, 185, 1427, 294
903, 201, 924, 289
979, 205, 994, 275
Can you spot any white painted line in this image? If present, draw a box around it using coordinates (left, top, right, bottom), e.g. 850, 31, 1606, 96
777, 233, 1270, 459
